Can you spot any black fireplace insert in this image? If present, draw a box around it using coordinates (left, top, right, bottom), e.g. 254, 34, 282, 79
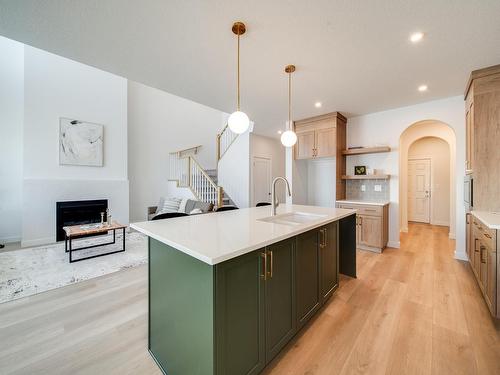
56, 200, 108, 241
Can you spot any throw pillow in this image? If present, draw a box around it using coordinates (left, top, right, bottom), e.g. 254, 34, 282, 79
178, 198, 188, 213
159, 197, 182, 214
189, 208, 203, 215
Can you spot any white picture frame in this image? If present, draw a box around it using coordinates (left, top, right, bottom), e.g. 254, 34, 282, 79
59, 118, 104, 167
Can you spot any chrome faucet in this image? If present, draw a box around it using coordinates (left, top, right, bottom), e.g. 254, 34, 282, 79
271, 177, 292, 216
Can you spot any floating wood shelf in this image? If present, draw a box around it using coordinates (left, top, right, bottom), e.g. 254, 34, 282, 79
341, 175, 390, 180
342, 146, 391, 155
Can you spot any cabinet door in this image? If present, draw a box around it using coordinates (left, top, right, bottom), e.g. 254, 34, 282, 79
295, 130, 315, 159
359, 215, 382, 248
473, 238, 481, 280
479, 243, 488, 292
485, 246, 497, 315
466, 214, 472, 262
315, 127, 336, 158
215, 250, 266, 375
320, 222, 338, 303
296, 228, 321, 329
265, 238, 296, 363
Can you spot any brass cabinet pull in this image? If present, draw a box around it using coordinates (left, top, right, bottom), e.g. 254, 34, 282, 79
480, 246, 487, 264
268, 250, 273, 279
261, 252, 267, 280
324, 228, 327, 247
474, 238, 480, 252
319, 229, 325, 248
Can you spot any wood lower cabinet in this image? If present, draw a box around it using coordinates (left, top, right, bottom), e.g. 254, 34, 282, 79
337, 202, 389, 253
469, 214, 498, 318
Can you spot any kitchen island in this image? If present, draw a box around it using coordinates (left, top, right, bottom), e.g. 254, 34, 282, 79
131, 204, 356, 375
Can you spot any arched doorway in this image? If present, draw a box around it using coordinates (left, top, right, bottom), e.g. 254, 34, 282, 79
399, 120, 457, 238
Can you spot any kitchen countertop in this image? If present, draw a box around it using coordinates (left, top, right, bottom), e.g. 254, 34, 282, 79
471, 210, 500, 230
336, 199, 390, 206
131, 204, 356, 265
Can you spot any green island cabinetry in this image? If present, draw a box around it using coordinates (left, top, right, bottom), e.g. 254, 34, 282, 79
149, 221, 340, 375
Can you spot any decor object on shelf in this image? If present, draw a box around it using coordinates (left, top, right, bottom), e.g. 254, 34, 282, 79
354, 166, 367, 175
59, 118, 103, 167
281, 64, 297, 147
227, 21, 250, 134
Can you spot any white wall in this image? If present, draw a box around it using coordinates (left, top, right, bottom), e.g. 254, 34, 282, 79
22, 45, 129, 246
286, 156, 336, 208
347, 96, 465, 258
250, 134, 286, 206
218, 131, 251, 208
0, 36, 24, 243
127, 81, 227, 221
409, 137, 450, 226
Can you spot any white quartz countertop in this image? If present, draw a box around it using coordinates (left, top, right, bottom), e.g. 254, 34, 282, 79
472, 211, 500, 230
131, 204, 356, 265
336, 199, 390, 206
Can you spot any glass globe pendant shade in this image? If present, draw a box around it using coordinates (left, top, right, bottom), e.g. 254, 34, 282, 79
281, 130, 297, 147
228, 111, 250, 134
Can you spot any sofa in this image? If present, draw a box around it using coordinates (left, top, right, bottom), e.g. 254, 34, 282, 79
147, 197, 214, 221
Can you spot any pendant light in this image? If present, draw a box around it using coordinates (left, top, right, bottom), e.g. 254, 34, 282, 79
228, 22, 250, 134
281, 64, 297, 147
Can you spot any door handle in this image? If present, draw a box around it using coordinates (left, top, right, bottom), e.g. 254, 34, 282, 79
268, 250, 273, 279
261, 252, 267, 280
480, 246, 487, 264
474, 238, 479, 252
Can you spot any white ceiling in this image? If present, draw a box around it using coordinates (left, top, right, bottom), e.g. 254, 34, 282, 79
1, 0, 500, 137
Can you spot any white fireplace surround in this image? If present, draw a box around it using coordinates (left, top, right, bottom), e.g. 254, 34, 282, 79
22, 178, 129, 247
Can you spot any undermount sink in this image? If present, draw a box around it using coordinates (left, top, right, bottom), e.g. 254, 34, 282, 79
258, 212, 327, 226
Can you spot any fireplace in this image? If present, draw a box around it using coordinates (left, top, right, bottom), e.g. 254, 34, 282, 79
56, 199, 108, 241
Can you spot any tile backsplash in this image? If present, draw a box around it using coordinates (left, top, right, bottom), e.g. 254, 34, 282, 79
346, 179, 389, 201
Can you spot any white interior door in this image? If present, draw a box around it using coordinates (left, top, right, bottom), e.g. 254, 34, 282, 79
252, 157, 271, 205
408, 159, 431, 223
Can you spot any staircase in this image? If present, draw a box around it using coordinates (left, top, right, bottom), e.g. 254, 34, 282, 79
168, 124, 239, 208
205, 169, 234, 206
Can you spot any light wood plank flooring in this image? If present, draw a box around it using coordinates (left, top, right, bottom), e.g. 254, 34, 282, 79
0, 224, 499, 374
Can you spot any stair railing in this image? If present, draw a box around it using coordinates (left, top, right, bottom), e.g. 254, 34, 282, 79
216, 124, 238, 161
168, 150, 223, 207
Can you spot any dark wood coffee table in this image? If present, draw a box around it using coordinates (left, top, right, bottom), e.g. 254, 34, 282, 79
63, 222, 127, 263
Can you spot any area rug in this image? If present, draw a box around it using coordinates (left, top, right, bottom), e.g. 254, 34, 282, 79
0, 231, 147, 304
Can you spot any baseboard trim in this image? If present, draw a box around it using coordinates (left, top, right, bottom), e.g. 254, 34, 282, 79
0, 236, 21, 244
454, 251, 468, 261
387, 241, 400, 249
21, 237, 55, 248
431, 220, 450, 227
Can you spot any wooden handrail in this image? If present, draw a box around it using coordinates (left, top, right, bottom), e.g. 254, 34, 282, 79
169, 145, 202, 156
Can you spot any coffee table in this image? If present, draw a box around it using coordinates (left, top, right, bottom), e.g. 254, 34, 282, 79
63, 222, 127, 263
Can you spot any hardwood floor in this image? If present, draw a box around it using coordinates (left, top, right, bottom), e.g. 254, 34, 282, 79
0, 224, 499, 374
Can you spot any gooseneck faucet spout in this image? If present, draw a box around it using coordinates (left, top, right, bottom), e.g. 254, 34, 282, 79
271, 177, 292, 216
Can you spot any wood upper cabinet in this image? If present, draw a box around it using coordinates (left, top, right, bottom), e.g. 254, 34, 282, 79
264, 238, 296, 363
295, 130, 315, 159
294, 112, 346, 160
465, 64, 500, 211
315, 127, 337, 158
465, 93, 474, 174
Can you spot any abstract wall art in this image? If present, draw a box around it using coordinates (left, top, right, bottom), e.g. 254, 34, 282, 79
59, 118, 104, 167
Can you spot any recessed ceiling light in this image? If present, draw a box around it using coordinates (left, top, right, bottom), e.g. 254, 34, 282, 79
315, 102, 322, 108
418, 84, 428, 92
277, 130, 282, 134
410, 32, 424, 43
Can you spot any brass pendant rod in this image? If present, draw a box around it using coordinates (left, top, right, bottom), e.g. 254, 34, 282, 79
237, 33, 240, 111
288, 71, 291, 130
